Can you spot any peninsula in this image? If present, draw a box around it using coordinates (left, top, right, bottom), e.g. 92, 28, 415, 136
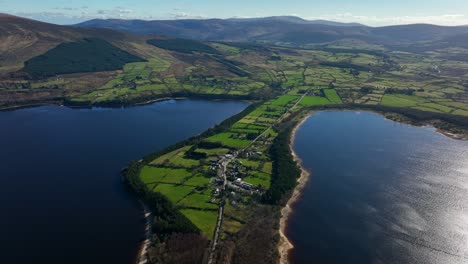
1, 13, 468, 264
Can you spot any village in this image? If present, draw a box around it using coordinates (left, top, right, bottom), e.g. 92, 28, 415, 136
209, 147, 266, 202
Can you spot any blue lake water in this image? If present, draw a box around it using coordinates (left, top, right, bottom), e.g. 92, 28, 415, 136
289, 111, 468, 264
0, 100, 248, 264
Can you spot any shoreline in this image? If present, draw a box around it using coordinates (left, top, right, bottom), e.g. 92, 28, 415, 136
278, 113, 313, 264
0, 97, 188, 112
133, 97, 188, 106
0, 96, 254, 112
134, 203, 152, 264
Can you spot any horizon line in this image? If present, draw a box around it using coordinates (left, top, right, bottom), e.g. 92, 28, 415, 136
3, 12, 468, 28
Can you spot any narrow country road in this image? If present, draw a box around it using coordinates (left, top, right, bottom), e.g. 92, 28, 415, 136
206, 91, 309, 264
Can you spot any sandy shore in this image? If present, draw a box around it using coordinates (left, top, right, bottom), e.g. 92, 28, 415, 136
135, 205, 152, 264
278, 114, 313, 264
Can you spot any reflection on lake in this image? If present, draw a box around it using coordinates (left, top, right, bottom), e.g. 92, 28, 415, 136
289, 111, 468, 264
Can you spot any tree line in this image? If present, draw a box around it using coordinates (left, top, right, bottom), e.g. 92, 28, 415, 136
262, 123, 301, 205
124, 161, 199, 240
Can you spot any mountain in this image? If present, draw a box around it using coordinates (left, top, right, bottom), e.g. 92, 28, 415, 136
226, 16, 364, 27
369, 24, 468, 42
76, 16, 468, 47
0, 13, 154, 75
76, 16, 368, 42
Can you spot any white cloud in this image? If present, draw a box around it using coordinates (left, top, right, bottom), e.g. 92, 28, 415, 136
14, 5, 143, 24
95, 7, 135, 18
304, 13, 468, 26
53, 7, 79, 11
168, 12, 207, 19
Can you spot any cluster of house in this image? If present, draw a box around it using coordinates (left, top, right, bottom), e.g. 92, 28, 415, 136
209, 160, 221, 171
226, 182, 254, 196
240, 149, 263, 158
233, 178, 254, 190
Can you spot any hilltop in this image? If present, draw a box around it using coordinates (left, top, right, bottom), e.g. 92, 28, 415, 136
76, 16, 468, 47
0, 13, 148, 74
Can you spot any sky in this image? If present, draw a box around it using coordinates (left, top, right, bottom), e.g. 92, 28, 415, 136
2, 0, 468, 26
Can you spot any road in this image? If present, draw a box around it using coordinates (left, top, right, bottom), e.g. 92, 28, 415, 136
207, 157, 231, 264
206, 91, 308, 264
243, 90, 309, 151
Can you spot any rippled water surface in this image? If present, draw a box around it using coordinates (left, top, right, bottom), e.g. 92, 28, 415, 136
289, 111, 468, 264
0, 100, 248, 264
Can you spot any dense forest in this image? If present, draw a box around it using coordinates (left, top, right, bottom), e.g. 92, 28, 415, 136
263, 124, 302, 205
23, 38, 144, 79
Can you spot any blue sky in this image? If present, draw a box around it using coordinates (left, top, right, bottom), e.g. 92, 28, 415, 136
2, 0, 468, 26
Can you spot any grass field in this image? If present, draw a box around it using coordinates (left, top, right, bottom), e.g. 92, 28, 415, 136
140, 166, 192, 184
153, 184, 195, 203
270, 95, 300, 106
206, 133, 251, 148
178, 193, 218, 209
184, 174, 211, 186
300, 96, 331, 106
238, 158, 261, 170
151, 146, 200, 168
380, 94, 466, 114
180, 209, 218, 238
244, 172, 271, 189
381, 94, 425, 107
323, 89, 342, 104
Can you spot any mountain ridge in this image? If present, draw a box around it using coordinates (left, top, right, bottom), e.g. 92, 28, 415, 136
75, 15, 468, 46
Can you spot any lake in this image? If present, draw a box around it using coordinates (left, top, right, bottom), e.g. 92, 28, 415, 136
0, 100, 248, 264
289, 111, 468, 264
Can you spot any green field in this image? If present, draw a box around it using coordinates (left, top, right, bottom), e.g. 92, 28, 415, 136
140, 166, 192, 184
323, 89, 342, 104
380, 94, 464, 114
151, 146, 200, 168
300, 96, 331, 106
153, 184, 195, 203
180, 209, 219, 238
206, 133, 251, 148
381, 94, 425, 107
270, 95, 300, 106
178, 193, 217, 209
184, 174, 211, 186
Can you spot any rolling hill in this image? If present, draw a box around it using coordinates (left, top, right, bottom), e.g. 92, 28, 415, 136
76, 16, 468, 47
23, 38, 145, 79
0, 13, 157, 76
